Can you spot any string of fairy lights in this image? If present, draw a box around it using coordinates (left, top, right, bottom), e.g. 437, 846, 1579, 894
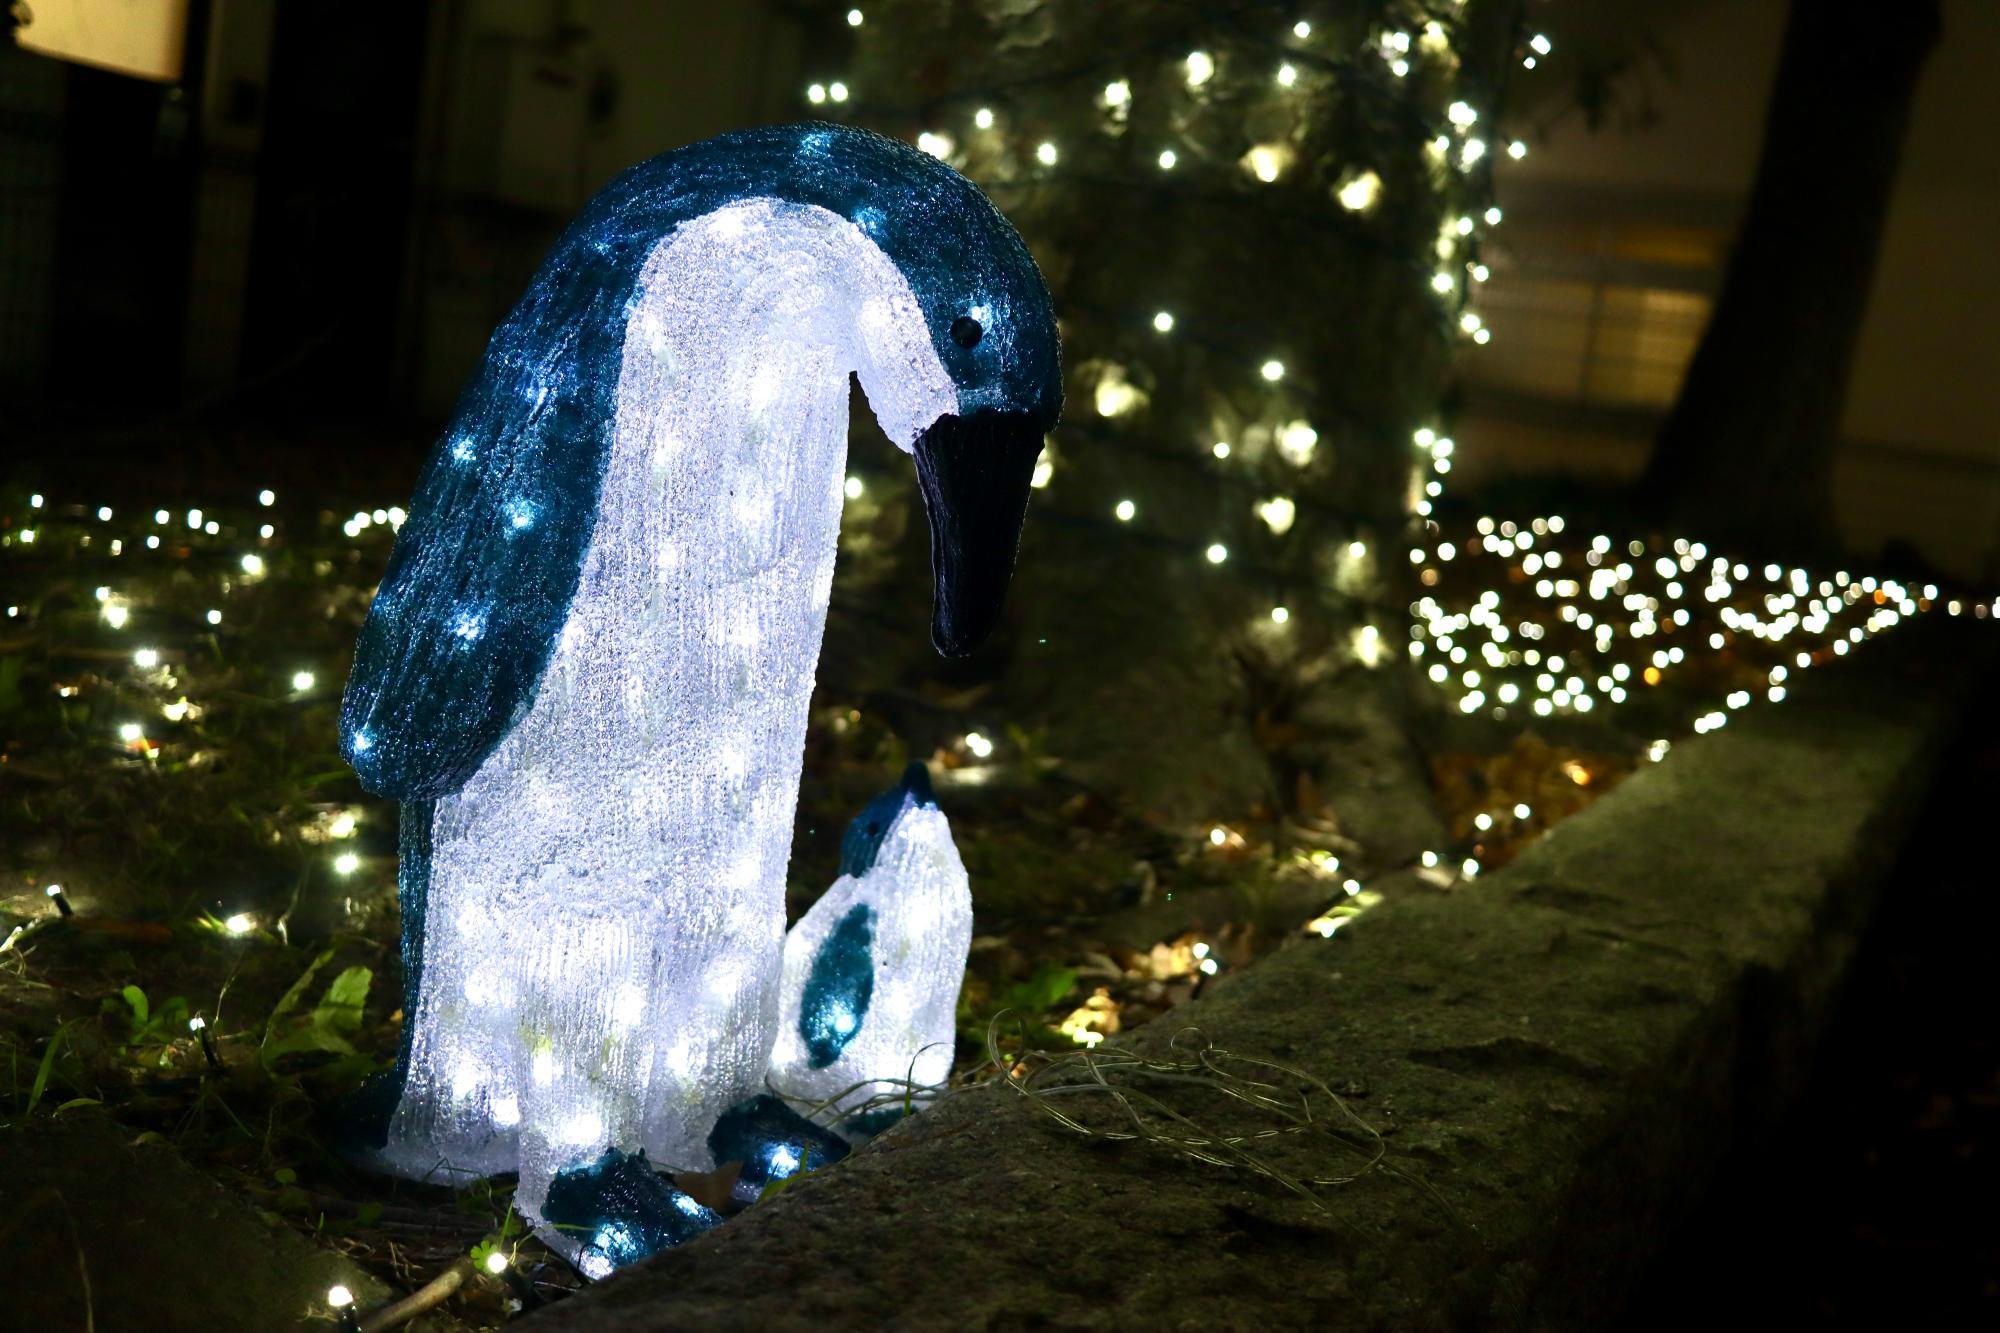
8, 9, 1975, 1318
801, 4, 1999, 943
3, 10, 1995, 1044
810, 5, 1530, 622
816, 3, 1535, 974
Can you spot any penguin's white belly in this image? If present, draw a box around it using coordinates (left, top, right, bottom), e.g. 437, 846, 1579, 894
403, 543, 836, 1180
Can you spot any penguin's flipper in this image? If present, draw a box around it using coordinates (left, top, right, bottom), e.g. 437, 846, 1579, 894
337, 368, 611, 801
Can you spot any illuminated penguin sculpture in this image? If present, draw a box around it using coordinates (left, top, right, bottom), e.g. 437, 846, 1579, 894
338, 124, 1059, 1269
770, 763, 971, 1131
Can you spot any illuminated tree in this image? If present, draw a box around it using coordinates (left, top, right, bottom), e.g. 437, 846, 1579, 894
818, 1, 1534, 843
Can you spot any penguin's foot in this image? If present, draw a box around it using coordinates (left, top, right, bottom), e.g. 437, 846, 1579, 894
541, 1148, 721, 1278
707, 1093, 852, 1204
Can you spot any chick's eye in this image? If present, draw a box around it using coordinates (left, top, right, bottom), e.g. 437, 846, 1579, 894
950, 315, 984, 349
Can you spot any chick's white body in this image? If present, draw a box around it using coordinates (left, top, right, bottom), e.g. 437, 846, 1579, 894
771, 797, 972, 1117
368, 199, 956, 1225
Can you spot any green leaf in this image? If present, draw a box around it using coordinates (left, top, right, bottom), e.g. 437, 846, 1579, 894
261, 950, 334, 1071
262, 1026, 356, 1061
315, 967, 372, 1035
154, 995, 189, 1037
998, 964, 1077, 1014
121, 985, 149, 1025
25, 1021, 81, 1116
273, 1167, 298, 1185
264, 965, 373, 1064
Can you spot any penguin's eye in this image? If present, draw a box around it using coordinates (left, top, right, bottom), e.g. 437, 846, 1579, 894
950, 315, 984, 349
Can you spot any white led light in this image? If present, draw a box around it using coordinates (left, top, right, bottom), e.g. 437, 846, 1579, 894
1186, 51, 1214, 86
1205, 543, 1228, 564
1152, 311, 1175, 333
1157, 149, 1178, 170
1277, 420, 1317, 465
1337, 170, 1381, 211
1114, 499, 1136, 521
974, 107, 995, 130
1036, 141, 1058, 166
1256, 492, 1304, 536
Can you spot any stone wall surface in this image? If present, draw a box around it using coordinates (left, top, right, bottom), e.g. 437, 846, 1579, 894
524, 631, 1974, 1332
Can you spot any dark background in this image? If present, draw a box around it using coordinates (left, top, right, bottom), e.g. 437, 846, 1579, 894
2, 1, 1996, 585
3, 2, 1997, 1323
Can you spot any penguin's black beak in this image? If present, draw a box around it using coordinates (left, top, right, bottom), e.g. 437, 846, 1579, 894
912, 410, 1044, 657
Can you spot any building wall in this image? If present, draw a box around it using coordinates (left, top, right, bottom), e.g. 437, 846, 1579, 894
1457, 0, 2000, 581
406, 0, 804, 417
0, 40, 62, 398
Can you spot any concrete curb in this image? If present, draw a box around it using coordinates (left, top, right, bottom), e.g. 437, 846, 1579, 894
526, 636, 1970, 1331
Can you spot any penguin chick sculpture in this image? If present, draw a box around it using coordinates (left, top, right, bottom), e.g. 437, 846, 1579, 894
770, 764, 971, 1131
336, 123, 1060, 1267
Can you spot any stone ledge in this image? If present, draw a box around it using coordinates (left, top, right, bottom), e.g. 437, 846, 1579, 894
525, 634, 1973, 1332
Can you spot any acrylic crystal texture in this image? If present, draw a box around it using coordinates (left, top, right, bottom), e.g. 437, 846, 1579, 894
771, 766, 972, 1119
336, 123, 1060, 1261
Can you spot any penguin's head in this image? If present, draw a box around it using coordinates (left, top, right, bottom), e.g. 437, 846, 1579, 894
824, 127, 1063, 657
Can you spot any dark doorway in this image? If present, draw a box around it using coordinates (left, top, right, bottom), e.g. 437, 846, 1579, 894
237, 3, 429, 420
47, 60, 202, 413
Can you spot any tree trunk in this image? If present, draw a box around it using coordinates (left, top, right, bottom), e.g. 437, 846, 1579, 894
1639, 0, 1941, 556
